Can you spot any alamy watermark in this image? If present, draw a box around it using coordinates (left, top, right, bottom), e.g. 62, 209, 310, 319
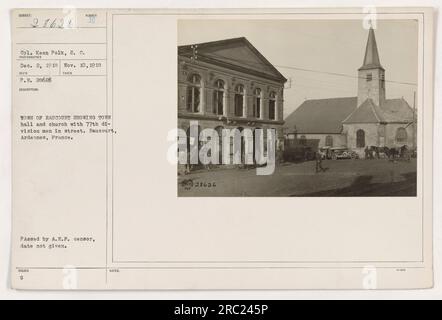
168, 121, 277, 175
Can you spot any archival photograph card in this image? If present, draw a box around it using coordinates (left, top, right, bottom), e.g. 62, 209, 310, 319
11, 7, 434, 289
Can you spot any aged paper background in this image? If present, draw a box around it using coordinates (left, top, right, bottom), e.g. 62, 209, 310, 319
9, 7, 434, 290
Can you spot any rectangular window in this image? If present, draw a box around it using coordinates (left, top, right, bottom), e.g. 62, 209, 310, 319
213, 91, 223, 115
269, 100, 276, 120
234, 94, 243, 117
186, 87, 200, 112
366, 73, 372, 82
186, 88, 192, 111
217, 91, 223, 115
193, 87, 200, 112
255, 97, 261, 118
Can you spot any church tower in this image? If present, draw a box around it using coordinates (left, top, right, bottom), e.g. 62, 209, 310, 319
357, 27, 386, 107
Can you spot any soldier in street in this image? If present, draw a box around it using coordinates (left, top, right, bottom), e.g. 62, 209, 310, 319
315, 151, 326, 173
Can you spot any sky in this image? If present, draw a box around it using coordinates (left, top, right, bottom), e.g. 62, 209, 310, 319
178, 19, 418, 118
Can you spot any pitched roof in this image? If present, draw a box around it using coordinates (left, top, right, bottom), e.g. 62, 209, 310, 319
342, 99, 381, 123
178, 37, 287, 83
284, 97, 357, 134
359, 27, 384, 71
379, 98, 415, 122
343, 98, 415, 124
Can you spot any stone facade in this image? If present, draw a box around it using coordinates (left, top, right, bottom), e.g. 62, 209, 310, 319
343, 123, 381, 156
357, 67, 385, 107
343, 122, 415, 157
384, 123, 415, 148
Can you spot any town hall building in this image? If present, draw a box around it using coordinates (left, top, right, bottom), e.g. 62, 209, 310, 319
284, 27, 416, 157
178, 37, 287, 164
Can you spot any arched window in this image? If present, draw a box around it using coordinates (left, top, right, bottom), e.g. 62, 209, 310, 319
234, 84, 244, 117
299, 135, 307, 146
356, 129, 365, 148
253, 88, 262, 118
269, 91, 276, 120
213, 79, 224, 116
186, 74, 201, 113
396, 127, 408, 143
325, 135, 333, 147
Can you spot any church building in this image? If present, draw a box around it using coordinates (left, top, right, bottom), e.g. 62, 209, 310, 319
284, 27, 416, 157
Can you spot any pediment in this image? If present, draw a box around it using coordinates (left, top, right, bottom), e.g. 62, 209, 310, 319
179, 37, 286, 82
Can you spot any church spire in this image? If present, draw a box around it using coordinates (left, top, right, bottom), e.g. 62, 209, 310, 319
357, 26, 386, 107
359, 27, 383, 71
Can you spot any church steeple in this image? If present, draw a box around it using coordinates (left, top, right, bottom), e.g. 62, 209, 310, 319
357, 27, 386, 107
359, 27, 383, 71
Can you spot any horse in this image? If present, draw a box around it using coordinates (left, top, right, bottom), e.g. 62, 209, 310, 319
365, 146, 382, 159
364, 145, 412, 161
375, 146, 387, 159
383, 145, 410, 161
387, 147, 399, 161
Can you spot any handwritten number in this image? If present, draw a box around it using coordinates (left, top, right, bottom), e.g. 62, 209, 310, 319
28, 17, 74, 29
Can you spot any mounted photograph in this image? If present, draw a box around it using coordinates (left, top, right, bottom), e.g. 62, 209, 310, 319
10, 8, 433, 291
177, 19, 418, 197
